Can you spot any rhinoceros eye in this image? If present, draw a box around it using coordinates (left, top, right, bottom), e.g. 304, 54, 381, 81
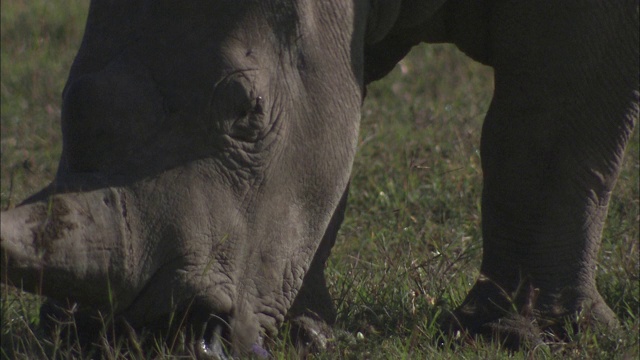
211, 72, 267, 143
229, 95, 266, 142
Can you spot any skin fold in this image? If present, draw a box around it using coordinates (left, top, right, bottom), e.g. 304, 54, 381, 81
1, 0, 638, 356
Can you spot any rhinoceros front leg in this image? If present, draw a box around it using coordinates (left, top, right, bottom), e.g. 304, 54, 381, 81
285, 186, 348, 355
443, 2, 638, 348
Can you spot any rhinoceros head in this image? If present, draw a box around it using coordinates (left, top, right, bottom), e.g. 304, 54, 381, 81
0, 1, 391, 355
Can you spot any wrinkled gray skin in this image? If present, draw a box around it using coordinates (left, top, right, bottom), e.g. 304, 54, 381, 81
1, 0, 638, 357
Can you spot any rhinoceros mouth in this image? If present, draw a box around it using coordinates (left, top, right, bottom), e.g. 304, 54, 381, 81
198, 315, 230, 359
194, 313, 269, 359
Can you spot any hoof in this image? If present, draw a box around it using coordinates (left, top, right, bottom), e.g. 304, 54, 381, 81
440, 276, 620, 351
437, 277, 545, 350
439, 309, 544, 351
480, 313, 545, 349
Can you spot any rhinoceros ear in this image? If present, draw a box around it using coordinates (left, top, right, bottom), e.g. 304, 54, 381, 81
363, 0, 450, 84
365, 0, 402, 44
63, 1, 141, 91
365, 0, 450, 45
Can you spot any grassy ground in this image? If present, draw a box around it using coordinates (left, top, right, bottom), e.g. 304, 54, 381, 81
1, 1, 638, 359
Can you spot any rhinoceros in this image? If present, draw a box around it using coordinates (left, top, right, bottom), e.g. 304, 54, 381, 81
2, 0, 638, 358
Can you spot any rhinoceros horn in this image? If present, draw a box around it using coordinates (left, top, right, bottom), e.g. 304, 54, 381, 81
1, 182, 139, 311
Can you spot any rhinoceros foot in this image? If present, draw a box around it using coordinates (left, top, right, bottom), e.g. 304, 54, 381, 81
438, 275, 620, 350
439, 305, 544, 350
436, 275, 544, 350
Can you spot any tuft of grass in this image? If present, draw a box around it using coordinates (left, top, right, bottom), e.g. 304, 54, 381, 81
2, 1, 638, 359
1, 0, 87, 210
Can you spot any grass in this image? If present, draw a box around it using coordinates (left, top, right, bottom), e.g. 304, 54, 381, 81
1, 1, 638, 359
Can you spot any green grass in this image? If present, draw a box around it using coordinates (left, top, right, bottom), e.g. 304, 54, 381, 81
2, 1, 638, 359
